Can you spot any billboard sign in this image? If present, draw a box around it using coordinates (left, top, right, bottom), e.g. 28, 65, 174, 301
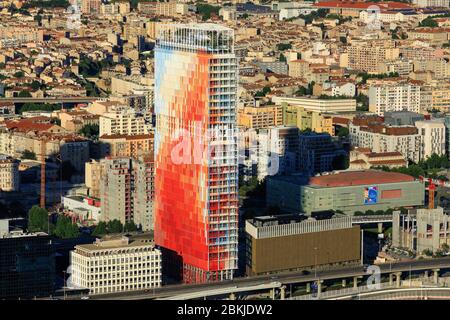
364, 186, 378, 205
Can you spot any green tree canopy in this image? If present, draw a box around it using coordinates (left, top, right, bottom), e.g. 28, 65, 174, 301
124, 221, 138, 232
22, 149, 37, 160
27, 205, 52, 233
78, 124, 99, 140
92, 221, 107, 237
54, 215, 79, 239
107, 219, 124, 234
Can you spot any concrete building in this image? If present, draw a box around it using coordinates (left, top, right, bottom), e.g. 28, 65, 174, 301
415, 119, 446, 160
100, 156, 154, 231
349, 120, 422, 163
100, 157, 132, 226
384, 111, 425, 126
347, 43, 399, 73
412, 0, 449, 7
349, 148, 407, 170
99, 106, 149, 136
81, 0, 101, 14
85, 159, 104, 199
393, 207, 450, 255
70, 234, 162, 295
0, 155, 19, 191
267, 170, 425, 215
99, 133, 154, 159
237, 105, 282, 129
273, 96, 356, 113
431, 82, 450, 112
245, 214, 360, 275
378, 60, 414, 77
369, 82, 421, 116
62, 195, 102, 226
282, 105, 334, 135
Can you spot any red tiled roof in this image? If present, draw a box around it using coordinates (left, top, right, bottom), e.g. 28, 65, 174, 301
309, 170, 414, 187
314, 1, 412, 10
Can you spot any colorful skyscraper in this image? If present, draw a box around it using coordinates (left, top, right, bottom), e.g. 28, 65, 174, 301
154, 24, 239, 283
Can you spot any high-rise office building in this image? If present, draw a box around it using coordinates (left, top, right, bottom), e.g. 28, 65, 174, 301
154, 24, 239, 283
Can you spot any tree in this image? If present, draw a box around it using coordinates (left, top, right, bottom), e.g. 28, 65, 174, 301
356, 93, 369, 111
196, 3, 220, 21
255, 86, 271, 97
92, 221, 107, 237
78, 124, 99, 139
276, 43, 292, 51
22, 149, 37, 160
107, 219, 123, 234
55, 215, 79, 239
336, 127, 349, 138
30, 80, 41, 90
419, 17, 438, 28
295, 86, 308, 96
28, 205, 52, 233
124, 221, 138, 232
18, 90, 32, 97
14, 71, 24, 78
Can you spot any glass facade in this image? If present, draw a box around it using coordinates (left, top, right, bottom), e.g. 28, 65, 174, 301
0, 235, 55, 299
154, 24, 238, 283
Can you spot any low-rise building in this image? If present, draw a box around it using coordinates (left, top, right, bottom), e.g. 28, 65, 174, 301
70, 234, 162, 295
267, 170, 425, 215
245, 214, 361, 275
62, 196, 101, 226
273, 96, 356, 113
349, 148, 407, 170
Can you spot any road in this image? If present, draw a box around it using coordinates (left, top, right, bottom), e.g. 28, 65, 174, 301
82, 256, 450, 300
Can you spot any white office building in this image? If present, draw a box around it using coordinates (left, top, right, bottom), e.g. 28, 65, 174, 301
70, 234, 162, 295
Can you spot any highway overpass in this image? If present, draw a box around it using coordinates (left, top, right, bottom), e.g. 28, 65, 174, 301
83, 256, 450, 300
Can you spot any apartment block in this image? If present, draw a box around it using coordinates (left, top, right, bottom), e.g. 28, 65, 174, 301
348, 43, 399, 73
100, 156, 154, 231
349, 121, 422, 163
0, 155, 19, 192
415, 120, 446, 160
237, 105, 282, 129
282, 105, 334, 135
99, 106, 149, 136
368, 82, 421, 116
99, 133, 154, 159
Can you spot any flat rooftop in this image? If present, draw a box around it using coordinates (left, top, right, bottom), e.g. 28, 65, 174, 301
309, 170, 415, 187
